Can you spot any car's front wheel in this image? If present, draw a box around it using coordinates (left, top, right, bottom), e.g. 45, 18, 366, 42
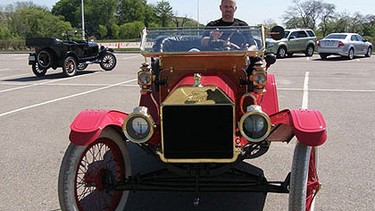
289, 142, 320, 211
58, 128, 131, 211
63, 56, 78, 77
305, 45, 314, 57
365, 46, 372, 57
100, 52, 117, 71
277, 46, 287, 58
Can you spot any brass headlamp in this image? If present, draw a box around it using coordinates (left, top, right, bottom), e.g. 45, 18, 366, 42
138, 63, 153, 94
250, 60, 267, 91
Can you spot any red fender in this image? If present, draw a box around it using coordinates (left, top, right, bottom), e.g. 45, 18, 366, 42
69, 109, 127, 146
270, 109, 327, 146
261, 73, 279, 115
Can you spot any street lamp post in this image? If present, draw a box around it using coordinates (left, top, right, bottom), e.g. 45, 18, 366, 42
197, 0, 200, 26
81, 0, 85, 40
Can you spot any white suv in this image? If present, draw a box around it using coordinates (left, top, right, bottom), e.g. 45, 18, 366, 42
266, 28, 317, 58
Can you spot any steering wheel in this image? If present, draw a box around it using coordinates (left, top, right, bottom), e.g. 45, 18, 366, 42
208, 30, 248, 51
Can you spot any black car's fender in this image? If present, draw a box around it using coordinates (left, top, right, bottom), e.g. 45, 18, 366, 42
60, 51, 79, 65
98, 47, 114, 60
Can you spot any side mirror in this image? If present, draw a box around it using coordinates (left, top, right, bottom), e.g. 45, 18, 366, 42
265, 54, 276, 68
270, 26, 285, 40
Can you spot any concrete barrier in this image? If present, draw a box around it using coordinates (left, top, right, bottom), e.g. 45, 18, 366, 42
98, 42, 141, 49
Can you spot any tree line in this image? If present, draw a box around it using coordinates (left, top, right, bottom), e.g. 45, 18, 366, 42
0, 0, 375, 43
0, 0, 199, 41
279, 0, 375, 40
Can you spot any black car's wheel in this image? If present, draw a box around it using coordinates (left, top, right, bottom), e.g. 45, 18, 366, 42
58, 128, 131, 211
63, 56, 78, 77
32, 63, 47, 77
365, 46, 372, 57
78, 63, 89, 70
37, 49, 53, 69
305, 44, 314, 57
319, 54, 328, 60
347, 48, 354, 60
100, 52, 117, 71
277, 46, 287, 58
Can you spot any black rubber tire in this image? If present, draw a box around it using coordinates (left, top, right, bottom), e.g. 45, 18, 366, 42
77, 63, 89, 70
289, 142, 320, 211
62, 56, 78, 77
347, 48, 354, 60
58, 128, 131, 211
36, 49, 53, 69
31, 63, 47, 77
305, 45, 314, 57
319, 54, 328, 60
277, 46, 287, 58
365, 47, 372, 57
100, 52, 117, 71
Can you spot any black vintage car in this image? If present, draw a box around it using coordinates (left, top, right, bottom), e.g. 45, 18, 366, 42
26, 36, 117, 77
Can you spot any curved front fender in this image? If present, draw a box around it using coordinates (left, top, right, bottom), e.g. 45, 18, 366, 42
270, 109, 327, 146
69, 109, 127, 146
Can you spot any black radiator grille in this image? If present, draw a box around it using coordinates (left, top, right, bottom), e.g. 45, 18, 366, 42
162, 105, 234, 159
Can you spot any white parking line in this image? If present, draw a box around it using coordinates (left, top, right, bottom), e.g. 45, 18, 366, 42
302, 71, 309, 109
279, 87, 375, 93
0, 79, 137, 118
0, 73, 89, 94
0, 68, 10, 72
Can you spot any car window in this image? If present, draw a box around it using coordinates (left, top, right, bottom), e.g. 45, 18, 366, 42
355, 35, 364, 41
289, 31, 298, 38
284, 31, 290, 38
351, 35, 358, 41
297, 31, 308, 38
326, 34, 347, 39
306, 30, 315, 37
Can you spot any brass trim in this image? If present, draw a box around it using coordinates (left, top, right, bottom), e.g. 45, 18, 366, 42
156, 148, 241, 163
162, 85, 234, 105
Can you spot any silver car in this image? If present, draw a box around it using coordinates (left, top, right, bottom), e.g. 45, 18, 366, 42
317, 33, 372, 60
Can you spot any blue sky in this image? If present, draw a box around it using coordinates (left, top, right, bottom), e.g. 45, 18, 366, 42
2, 0, 375, 26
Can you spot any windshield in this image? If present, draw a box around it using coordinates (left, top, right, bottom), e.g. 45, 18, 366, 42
140, 26, 265, 56
326, 34, 347, 39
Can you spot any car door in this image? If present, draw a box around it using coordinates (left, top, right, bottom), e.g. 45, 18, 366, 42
355, 35, 367, 54
350, 35, 363, 54
289, 31, 308, 52
287, 31, 300, 52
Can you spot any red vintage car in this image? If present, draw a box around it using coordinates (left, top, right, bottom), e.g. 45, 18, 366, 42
58, 26, 327, 210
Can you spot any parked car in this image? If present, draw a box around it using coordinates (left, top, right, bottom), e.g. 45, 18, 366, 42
266, 28, 316, 58
317, 33, 373, 60
26, 33, 117, 77
58, 26, 327, 210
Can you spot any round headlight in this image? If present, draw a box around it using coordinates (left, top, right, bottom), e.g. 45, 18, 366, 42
239, 108, 271, 143
253, 73, 267, 86
123, 107, 154, 143
138, 71, 152, 86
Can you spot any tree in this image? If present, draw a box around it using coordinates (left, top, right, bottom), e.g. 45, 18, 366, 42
283, 0, 326, 29
9, 7, 72, 38
52, 0, 81, 29
84, 0, 117, 39
319, 3, 336, 36
117, 0, 146, 25
154, 0, 173, 27
119, 21, 144, 39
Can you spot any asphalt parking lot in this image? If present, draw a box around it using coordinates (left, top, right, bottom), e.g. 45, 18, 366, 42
0, 52, 374, 210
